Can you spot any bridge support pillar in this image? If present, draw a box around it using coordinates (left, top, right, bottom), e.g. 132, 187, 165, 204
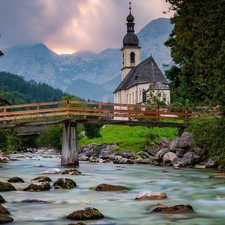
61, 122, 79, 167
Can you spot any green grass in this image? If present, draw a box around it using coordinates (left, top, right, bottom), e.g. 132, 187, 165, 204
78, 125, 178, 152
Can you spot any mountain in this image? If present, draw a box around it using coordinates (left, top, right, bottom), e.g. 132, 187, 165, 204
0, 18, 173, 102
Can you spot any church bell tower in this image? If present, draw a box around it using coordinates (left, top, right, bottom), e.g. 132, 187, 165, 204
121, 2, 141, 80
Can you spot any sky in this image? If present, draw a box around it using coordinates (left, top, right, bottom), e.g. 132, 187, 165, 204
0, 0, 173, 55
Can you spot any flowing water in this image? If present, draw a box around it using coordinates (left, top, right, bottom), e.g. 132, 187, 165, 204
1, 153, 225, 225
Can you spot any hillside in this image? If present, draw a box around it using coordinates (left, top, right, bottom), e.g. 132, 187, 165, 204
0, 18, 173, 102
0, 71, 72, 104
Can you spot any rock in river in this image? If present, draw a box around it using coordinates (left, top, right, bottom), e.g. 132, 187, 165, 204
135, 191, 167, 200
7, 176, 24, 183
32, 176, 52, 182
151, 204, 194, 213
93, 183, 130, 191
0, 204, 13, 223
0, 181, 16, 192
53, 178, 76, 189
23, 182, 51, 191
66, 207, 104, 220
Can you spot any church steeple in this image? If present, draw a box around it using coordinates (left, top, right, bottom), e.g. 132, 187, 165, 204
123, 2, 139, 46
121, 2, 141, 80
126, 2, 135, 33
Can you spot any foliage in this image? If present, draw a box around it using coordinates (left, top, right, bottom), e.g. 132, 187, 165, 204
0, 86, 32, 105
165, 0, 225, 113
83, 116, 102, 139
0, 71, 68, 103
0, 50, 3, 57
145, 84, 168, 106
144, 129, 160, 145
186, 118, 225, 164
37, 124, 63, 150
0, 129, 22, 152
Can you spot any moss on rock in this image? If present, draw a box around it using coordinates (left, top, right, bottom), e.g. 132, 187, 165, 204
0, 181, 16, 192
53, 178, 76, 189
66, 207, 104, 220
23, 182, 50, 191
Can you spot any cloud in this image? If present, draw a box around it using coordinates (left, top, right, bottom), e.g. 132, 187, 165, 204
0, 0, 172, 54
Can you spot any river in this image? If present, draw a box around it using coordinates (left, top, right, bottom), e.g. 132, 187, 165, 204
1, 152, 225, 225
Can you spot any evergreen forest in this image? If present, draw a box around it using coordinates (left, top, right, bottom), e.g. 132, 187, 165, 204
0, 71, 69, 105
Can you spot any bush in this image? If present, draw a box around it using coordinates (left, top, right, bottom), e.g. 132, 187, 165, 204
186, 118, 225, 164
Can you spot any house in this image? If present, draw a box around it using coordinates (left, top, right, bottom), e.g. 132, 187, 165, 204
113, 3, 170, 105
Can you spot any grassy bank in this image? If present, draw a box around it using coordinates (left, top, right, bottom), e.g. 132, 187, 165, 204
78, 125, 178, 152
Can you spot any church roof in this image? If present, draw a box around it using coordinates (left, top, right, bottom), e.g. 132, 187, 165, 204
114, 56, 170, 93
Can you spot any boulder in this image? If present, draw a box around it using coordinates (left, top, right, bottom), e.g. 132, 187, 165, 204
34, 163, 44, 167
0, 214, 13, 223
159, 138, 170, 148
61, 169, 82, 175
32, 176, 52, 182
0, 195, 6, 204
23, 182, 50, 191
53, 178, 76, 189
145, 144, 159, 156
205, 157, 219, 168
99, 144, 118, 159
163, 152, 177, 165
154, 148, 170, 162
175, 148, 186, 158
94, 183, 130, 191
7, 177, 24, 183
168, 138, 180, 151
178, 132, 194, 148
173, 152, 199, 167
66, 207, 104, 220
41, 168, 61, 174
0, 204, 10, 215
116, 150, 136, 159
135, 191, 167, 200
113, 156, 128, 164
151, 204, 194, 213
0, 182, 16, 192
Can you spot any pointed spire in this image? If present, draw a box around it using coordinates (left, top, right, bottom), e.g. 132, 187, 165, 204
122, 2, 139, 46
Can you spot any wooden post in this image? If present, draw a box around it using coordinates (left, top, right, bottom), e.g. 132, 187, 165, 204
157, 106, 160, 122
61, 122, 79, 167
3, 107, 6, 124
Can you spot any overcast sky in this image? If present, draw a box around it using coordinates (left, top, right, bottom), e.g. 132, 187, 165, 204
0, 0, 172, 54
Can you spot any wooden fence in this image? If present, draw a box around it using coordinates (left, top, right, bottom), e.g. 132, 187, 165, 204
0, 101, 220, 126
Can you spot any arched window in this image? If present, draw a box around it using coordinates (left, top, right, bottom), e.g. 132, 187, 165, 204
130, 52, 135, 63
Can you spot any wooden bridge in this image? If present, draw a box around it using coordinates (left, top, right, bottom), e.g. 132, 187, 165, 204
0, 101, 220, 167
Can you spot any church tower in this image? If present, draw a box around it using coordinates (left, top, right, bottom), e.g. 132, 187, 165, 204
121, 2, 141, 80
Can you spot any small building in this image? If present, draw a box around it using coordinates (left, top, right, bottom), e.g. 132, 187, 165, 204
113, 3, 170, 105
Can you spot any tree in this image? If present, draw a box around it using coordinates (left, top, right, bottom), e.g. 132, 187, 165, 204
0, 50, 3, 57
165, 0, 225, 113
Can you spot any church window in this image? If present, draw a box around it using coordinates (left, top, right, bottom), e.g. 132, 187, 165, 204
130, 52, 135, 63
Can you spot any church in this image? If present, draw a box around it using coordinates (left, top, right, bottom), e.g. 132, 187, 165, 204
113, 3, 170, 105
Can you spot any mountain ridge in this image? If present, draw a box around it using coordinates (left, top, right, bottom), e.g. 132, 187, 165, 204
0, 18, 173, 102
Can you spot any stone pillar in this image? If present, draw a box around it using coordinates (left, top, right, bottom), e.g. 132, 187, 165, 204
61, 122, 79, 167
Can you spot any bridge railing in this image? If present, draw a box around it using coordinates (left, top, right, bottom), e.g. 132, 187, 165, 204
0, 101, 220, 124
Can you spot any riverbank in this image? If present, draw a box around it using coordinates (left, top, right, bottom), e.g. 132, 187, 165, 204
78, 132, 221, 170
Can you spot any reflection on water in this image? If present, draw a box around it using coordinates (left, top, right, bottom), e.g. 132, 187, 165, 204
0, 153, 225, 225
